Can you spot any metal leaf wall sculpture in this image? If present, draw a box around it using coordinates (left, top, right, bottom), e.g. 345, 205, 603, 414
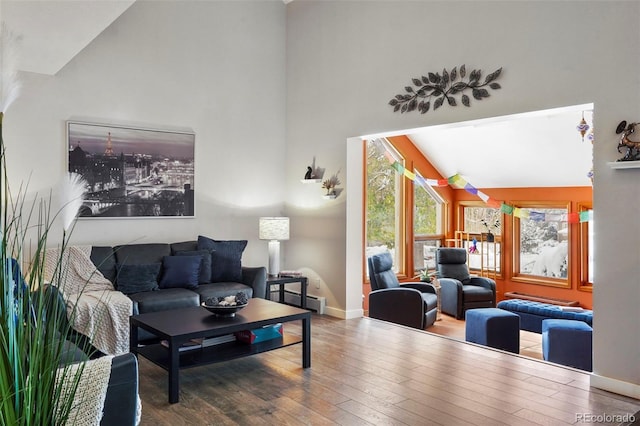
389, 65, 502, 114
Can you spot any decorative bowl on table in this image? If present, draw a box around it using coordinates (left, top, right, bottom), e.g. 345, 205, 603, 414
201, 292, 249, 317
201, 302, 248, 317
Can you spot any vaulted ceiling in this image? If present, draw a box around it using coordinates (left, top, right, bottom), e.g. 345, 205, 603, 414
2, 0, 135, 75
2, 2, 593, 191
406, 104, 594, 189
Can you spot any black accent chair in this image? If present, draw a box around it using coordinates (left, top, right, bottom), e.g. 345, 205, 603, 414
435, 247, 496, 320
367, 251, 438, 329
43, 291, 139, 424
26, 264, 139, 424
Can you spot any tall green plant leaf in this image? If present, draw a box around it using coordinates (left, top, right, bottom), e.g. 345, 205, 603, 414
1, 112, 94, 425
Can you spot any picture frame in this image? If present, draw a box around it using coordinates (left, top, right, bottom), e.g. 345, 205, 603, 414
67, 121, 195, 218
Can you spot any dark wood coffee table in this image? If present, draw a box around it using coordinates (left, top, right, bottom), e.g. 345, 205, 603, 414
130, 298, 311, 403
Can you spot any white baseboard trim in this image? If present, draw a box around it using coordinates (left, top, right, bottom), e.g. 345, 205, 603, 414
323, 306, 364, 320
591, 374, 640, 399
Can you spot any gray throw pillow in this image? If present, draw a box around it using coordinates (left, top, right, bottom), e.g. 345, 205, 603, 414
197, 236, 247, 283
116, 263, 161, 294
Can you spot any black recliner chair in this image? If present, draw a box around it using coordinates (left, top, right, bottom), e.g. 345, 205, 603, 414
367, 251, 438, 329
435, 247, 496, 319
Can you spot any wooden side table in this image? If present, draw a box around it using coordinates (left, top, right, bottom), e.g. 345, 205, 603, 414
266, 276, 309, 309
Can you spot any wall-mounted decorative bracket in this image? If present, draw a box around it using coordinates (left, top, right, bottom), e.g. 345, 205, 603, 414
389, 65, 502, 115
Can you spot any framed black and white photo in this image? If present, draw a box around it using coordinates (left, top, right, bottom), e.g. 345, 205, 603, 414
67, 121, 195, 218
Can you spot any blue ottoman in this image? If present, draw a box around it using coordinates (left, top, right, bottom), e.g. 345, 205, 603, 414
465, 308, 520, 353
542, 319, 592, 371
497, 299, 593, 333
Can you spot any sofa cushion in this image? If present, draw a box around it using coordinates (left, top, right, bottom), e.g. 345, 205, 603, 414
159, 255, 201, 289
193, 282, 254, 303
170, 240, 198, 254
114, 243, 171, 265
128, 288, 200, 314
59, 338, 90, 365
117, 263, 161, 294
197, 236, 247, 282
175, 249, 213, 284
91, 246, 117, 284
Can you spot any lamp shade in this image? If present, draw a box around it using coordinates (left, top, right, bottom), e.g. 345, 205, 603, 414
259, 217, 290, 241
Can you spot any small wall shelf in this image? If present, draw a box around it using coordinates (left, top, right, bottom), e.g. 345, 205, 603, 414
300, 179, 322, 183
323, 194, 337, 200
608, 161, 640, 169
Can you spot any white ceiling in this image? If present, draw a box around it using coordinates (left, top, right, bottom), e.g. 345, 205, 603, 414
406, 104, 594, 188
2, 0, 135, 75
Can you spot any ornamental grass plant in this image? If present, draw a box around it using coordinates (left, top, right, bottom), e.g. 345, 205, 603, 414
0, 112, 96, 425
1, 37, 96, 422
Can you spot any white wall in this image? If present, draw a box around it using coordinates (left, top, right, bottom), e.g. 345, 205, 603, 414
3, 0, 640, 398
3, 0, 287, 266
285, 1, 640, 396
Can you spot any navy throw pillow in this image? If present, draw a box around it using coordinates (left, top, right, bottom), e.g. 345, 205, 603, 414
117, 263, 161, 295
197, 236, 247, 283
159, 255, 201, 289
175, 249, 213, 284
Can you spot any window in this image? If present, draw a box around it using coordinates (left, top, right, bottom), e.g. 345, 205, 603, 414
366, 138, 405, 274
460, 204, 502, 276
513, 203, 570, 288
578, 202, 593, 290
413, 170, 444, 274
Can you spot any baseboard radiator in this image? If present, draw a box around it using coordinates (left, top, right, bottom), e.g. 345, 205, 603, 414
268, 290, 326, 314
503, 291, 579, 307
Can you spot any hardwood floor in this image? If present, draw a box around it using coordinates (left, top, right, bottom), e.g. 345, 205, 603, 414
138, 314, 640, 425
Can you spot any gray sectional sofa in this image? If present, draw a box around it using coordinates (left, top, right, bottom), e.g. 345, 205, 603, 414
90, 237, 267, 315
51, 235, 267, 345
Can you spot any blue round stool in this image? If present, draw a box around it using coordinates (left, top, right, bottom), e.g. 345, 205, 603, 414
542, 319, 592, 371
465, 308, 520, 353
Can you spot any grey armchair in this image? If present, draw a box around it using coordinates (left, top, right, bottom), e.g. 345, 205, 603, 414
435, 248, 496, 319
367, 251, 438, 329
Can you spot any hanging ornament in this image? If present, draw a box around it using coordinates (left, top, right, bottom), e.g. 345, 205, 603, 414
587, 125, 594, 185
576, 111, 590, 142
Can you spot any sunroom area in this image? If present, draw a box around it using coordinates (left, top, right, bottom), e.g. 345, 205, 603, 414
362, 104, 594, 361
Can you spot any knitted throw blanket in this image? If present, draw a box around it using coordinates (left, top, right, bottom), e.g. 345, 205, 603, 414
57, 356, 142, 426
56, 355, 113, 425
45, 246, 133, 355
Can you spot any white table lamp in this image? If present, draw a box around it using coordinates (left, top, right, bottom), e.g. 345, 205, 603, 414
259, 217, 290, 277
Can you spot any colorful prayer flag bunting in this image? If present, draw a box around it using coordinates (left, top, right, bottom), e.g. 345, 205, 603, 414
568, 212, 580, 224
379, 147, 593, 223
579, 211, 592, 222
501, 204, 514, 214
404, 169, 416, 180
464, 183, 478, 195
